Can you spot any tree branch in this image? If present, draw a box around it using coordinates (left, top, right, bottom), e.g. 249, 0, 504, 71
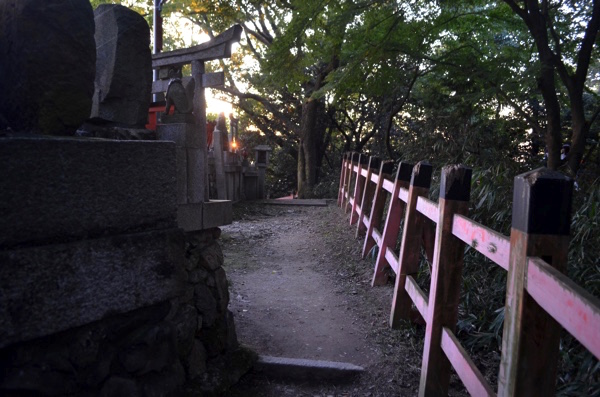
502, 0, 529, 21
575, 0, 600, 88
217, 86, 298, 133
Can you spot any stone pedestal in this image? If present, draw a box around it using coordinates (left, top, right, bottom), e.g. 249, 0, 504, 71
0, 137, 177, 248
0, 136, 247, 395
157, 123, 232, 231
0, 136, 183, 347
157, 122, 203, 205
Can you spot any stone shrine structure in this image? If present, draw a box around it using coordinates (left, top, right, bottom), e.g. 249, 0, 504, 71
204, 113, 272, 201
151, 25, 243, 229
0, 1, 252, 395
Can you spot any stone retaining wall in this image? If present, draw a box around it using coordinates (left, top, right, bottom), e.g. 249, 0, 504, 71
0, 228, 252, 396
0, 137, 252, 396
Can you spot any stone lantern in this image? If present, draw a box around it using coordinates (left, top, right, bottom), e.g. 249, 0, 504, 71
254, 145, 272, 199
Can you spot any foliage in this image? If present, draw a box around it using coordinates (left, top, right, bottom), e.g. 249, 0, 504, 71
265, 146, 297, 198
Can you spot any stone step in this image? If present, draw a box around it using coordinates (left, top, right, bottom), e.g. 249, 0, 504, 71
257, 199, 328, 207
254, 355, 364, 382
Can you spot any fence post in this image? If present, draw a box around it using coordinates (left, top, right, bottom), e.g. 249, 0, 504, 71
497, 168, 573, 397
350, 154, 368, 225
356, 156, 381, 238
344, 152, 358, 213
371, 161, 413, 286
337, 153, 348, 207
419, 165, 471, 396
362, 160, 394, 258
390, 161, 433, 328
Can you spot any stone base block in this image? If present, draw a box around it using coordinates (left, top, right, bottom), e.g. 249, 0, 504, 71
203, 200, 232, 229
178, 203, 204, 232
0, 137, 177, 248
0, 229, 185, 348
156, 122, 201, 148
177, 201, 232, 232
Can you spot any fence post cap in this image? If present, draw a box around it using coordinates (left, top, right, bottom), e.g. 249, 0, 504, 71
396, 161, 414, 181
410, 161, 433, 188
512, 167, 573, 235
440, 164, 471, 201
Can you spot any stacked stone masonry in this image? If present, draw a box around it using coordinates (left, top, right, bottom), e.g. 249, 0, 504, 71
0, 228, 252, 396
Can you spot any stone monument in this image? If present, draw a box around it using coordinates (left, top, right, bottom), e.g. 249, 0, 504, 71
90, 4, 152, 127
0, 0, 96, 135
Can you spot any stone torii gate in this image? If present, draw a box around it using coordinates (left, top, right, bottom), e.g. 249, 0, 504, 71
151, 25, 242, 230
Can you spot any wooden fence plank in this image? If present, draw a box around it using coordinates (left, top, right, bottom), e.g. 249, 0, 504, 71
416, 196, 438, 223
440, 327, 495, 397
343, 153, 358, 213
382, 178, 395, 193
498, 168, 573, 397
419, 165, 472, 396
371, 162, 414, 287
350, 154, 368, 225
362, 214, 370, 229
342, 152, 351, 206
405, 275, 429, 319
337, 153, 348, 207
372, 228, 382, 246
356, 157, 381, 238
399, 186, 409, 203
389, 161, 433, 326
417, 197, 438, 264
362, 161, 394, 258
526, 256, 600, 360
385, 247, 399, 274
452, 214, 510, 271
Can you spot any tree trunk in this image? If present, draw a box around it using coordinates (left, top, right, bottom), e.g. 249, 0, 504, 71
297, 98, 319, 198
503, 0, 600, 176
568, 94, 588, 176
297, 138, 306, 197
535, 45, 563, 170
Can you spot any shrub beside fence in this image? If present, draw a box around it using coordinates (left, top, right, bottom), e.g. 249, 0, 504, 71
338, 152, 600, 396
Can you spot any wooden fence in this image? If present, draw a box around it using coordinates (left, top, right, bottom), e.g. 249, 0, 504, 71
338, 152, 600, 396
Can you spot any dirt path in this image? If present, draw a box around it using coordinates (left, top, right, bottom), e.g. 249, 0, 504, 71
221, 201, 467, 396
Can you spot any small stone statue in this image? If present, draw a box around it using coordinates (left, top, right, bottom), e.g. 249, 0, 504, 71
165, 67, 194, 115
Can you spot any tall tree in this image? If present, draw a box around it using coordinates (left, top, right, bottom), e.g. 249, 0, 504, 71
167, 0, 361, 197
501, 0, 600, 174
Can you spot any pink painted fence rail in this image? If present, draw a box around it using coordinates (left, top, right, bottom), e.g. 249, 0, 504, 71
337, 152, 600, 396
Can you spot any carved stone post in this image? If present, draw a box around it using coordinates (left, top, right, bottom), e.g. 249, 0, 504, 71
191, 60, 208, 203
